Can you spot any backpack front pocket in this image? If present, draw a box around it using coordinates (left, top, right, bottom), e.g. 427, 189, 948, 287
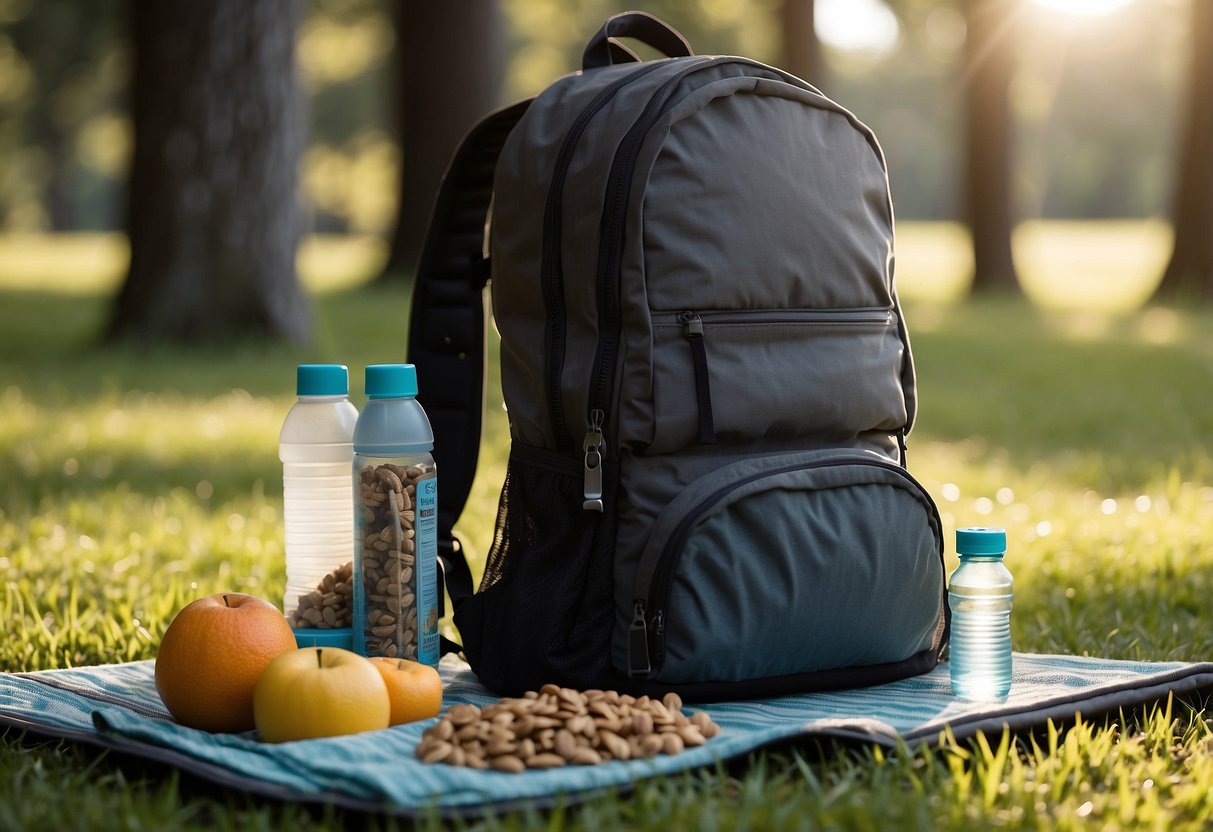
642, 308, 908, 454
622, 449, 946, 687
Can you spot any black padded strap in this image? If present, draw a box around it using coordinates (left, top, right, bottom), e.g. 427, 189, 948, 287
407, 98, 531, 606
582, 11, 693, 70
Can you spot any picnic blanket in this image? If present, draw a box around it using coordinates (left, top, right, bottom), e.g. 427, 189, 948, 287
2, 653, 1211, 818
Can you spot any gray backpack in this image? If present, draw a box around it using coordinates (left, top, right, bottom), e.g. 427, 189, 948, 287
409, 12, 948, 699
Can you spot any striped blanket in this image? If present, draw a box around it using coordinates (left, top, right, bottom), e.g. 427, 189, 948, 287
2, 653, 1210, 817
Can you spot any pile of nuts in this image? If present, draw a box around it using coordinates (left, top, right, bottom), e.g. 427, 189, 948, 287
358, 461, 428, 659
415, 684, 721, 772
288, 561, 353, 629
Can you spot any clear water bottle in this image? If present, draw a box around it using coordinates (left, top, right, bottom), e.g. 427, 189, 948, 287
279, 364, 359, 647
948, 527, 1013, 700
352, 364, 439, 666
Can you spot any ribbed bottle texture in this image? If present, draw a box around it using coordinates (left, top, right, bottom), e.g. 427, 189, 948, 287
279, 365, 359, 640
948, 527, 1013, 700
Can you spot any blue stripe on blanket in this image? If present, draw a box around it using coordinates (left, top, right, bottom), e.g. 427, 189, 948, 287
2, 653, 1211, 816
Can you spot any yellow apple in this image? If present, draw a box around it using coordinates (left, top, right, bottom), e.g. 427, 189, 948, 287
369, 657, 443, 726
253, 647, 390, 742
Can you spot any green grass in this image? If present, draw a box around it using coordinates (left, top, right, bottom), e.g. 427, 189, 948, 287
1, 226, 1211, 830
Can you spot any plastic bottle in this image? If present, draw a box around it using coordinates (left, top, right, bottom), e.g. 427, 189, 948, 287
279, 364, 360, 648
352, 364, 439, 666
948, 527, 1014, 700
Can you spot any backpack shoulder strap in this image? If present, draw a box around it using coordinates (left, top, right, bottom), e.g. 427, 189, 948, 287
407, 98, 531, 607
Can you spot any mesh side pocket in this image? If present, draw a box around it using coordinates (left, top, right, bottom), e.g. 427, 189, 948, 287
477, 464, 514, 593
454, 447, 620, 695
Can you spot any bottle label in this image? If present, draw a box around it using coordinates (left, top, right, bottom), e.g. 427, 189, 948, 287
415, 475, 440, 666
353, 460, 440, 666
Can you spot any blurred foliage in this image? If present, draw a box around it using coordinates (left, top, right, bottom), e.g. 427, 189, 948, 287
298, 0, 396, 234
0, 0, 1190, 237
0, 0, 126, 231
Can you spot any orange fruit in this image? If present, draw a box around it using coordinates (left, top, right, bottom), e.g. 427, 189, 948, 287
254, 647, 391, 742
369, 657, 443, 725
154, 592, 297, 733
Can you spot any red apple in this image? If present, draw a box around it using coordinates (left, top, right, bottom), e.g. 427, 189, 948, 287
154, 592, 296, 733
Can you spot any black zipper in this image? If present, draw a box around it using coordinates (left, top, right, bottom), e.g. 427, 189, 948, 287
627, 455, 940, 677
583, 58, 773, 507
652, 308, 895, 327
539, 61, 668, 453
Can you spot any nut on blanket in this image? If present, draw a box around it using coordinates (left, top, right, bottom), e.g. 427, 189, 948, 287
416, 683, 720, 771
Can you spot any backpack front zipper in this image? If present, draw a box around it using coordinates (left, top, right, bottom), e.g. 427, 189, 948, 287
580, 58, 773, 510
540, 60, 670, 454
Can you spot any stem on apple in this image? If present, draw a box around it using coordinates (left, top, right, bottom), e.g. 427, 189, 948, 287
223, 594, 232, 607
315, 648, 323, 668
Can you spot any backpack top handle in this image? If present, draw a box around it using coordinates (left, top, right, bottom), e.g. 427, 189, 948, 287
582, 11, 694, 70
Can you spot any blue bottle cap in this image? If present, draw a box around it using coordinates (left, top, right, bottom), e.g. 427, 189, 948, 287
296, 364, 349, 396
956, 527, 1007, 557
365, 364, 419, 398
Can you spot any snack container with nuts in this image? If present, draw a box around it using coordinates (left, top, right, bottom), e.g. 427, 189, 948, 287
352, 364, 441, 666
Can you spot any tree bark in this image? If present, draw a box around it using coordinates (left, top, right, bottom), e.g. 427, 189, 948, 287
108, 0, 310, 344
961, 0, 1020, 293
1154, 0, 1213, 302
781, 0, 824, 91
379, 0, 504, 283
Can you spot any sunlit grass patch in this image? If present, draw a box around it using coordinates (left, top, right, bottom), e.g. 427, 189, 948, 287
896, 221, 974, 305
0, 232, 386, 296
1015, 219, 1172, 313
895, 220, 1172, 315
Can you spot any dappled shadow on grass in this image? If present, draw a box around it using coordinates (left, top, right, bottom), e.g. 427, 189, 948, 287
1012, 557, 1213, 664
0, 441, 281, 508
0, 282, 411, 400
907, 299, 1213, 493
0, 283, 417, 513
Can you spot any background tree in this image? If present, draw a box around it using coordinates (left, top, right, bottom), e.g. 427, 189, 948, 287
1153, 0, 1213, 303
961, 0, 1019, 293
107, 0, 310, 344
379, 0, 504, 283
781, 0, 824, 91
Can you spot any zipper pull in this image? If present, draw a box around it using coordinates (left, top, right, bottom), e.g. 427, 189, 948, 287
627, 600, 651, 677
582, 408, 605, 511
680, 311, 716, 445
680, 310, 704, 338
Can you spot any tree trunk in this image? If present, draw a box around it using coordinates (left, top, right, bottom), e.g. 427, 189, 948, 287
781, 0, 824, 90
1154, 0, 1213, 303
961, 0, 1019, 293
108, 0, 309, 344
379, 0, 504, 283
